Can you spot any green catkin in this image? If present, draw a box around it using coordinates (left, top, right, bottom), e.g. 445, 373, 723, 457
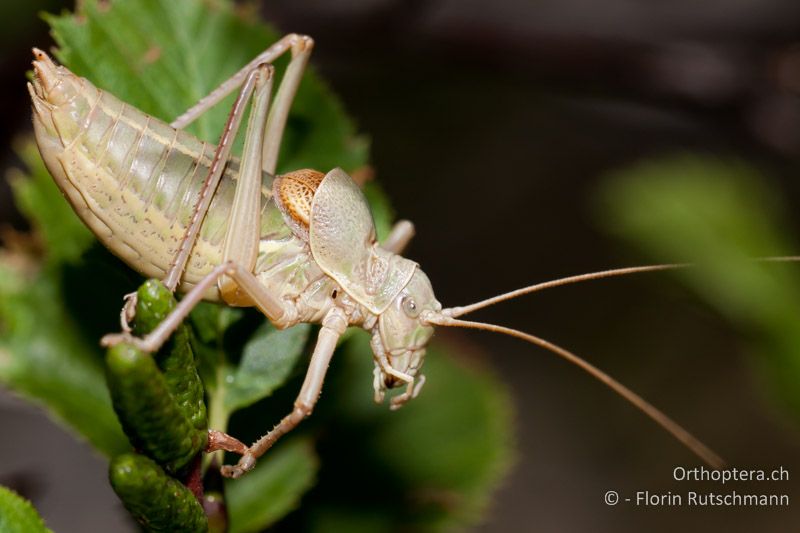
133, 279, 207, 433
109, 454, 208, 533
106, 344, 203, 473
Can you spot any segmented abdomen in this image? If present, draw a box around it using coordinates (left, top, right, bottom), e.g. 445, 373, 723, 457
47, 81, 276, 294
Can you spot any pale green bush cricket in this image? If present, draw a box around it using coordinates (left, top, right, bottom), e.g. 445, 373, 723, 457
29, 34, 729, 479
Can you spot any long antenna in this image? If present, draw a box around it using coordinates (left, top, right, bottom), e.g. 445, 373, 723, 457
425, 313, 726, 469
446, 256, 800, 318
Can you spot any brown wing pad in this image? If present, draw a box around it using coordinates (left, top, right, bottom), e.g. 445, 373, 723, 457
274, 169, 325, 237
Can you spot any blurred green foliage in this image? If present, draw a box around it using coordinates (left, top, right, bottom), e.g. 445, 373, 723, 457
1, 142, 128, 457
0, 0, 63, 50
1, 0, 513, 530
600, 155, 800, 416
0, 486, 52, 533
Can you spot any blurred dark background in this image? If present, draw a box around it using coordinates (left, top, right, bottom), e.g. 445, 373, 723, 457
2, 0, 800, 531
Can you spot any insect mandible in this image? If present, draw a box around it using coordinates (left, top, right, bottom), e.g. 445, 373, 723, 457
29, 34, 726, 478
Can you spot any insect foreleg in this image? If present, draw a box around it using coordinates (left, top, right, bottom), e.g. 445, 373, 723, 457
220, 307, 347, 479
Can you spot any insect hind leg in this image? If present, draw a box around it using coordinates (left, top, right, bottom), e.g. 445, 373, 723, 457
162, 35, 313, 295
170, 33, 314, 177
102, 261, 289, 353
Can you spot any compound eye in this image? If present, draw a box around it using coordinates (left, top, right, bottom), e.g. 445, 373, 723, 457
401, 296, 420, 318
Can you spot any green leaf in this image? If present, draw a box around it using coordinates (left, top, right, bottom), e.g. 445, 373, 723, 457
46, 0, 368, 172
226, 437, 319, 533
223, 323, 311, 414
0, 486, 53, 533
371, 344, 514, 502
188, 302, 245, 396
599, 155, 800, 413
0, 253, 130, 458
305, 332, 515, 531
189, 303, 245, 347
